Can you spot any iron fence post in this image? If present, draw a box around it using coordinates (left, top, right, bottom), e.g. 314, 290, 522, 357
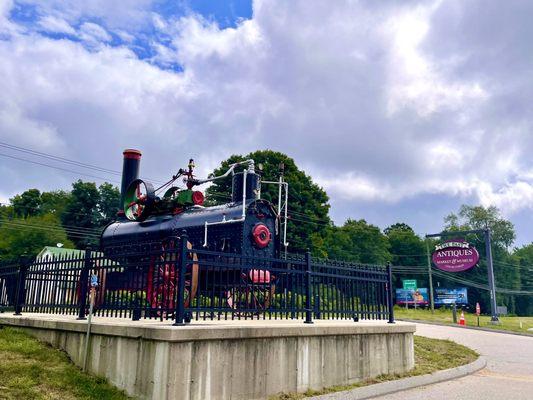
77, 248, 91, 320
13, 256, 28, 316
132, 292, 141, 321
304, 251, 313, 324
174, 232, 188, 326
314, 294, 321, 319
387, 263, 395, 324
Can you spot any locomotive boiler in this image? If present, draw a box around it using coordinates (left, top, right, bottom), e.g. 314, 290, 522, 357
99, 149, 288, 313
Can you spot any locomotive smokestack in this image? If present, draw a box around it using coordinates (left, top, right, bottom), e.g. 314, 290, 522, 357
118, 149, 142, 217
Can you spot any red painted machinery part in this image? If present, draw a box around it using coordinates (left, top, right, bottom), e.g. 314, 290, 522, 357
249, 269, 271, 283
123, 149, 142, 160
252, 223, 271, 248
192, 191, 204, 205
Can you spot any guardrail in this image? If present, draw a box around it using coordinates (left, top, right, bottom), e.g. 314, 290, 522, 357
0, 234, 394, 324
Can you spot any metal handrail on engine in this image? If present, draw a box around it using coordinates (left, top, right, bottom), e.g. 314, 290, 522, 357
202, 164, 252, 247
262, 179, 289, 253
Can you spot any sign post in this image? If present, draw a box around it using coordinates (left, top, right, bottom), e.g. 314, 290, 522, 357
425, 239, 435, 313
484, 229, 499, 323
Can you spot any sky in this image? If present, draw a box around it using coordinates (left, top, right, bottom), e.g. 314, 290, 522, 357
0, 0, 532, 246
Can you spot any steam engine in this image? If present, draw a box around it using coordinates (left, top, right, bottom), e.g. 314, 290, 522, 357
98, 150, 284, 312
100, 150, 279, 258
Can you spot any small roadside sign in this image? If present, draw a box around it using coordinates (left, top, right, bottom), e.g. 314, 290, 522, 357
403, 279, 417, 290
475, 302, 480, 316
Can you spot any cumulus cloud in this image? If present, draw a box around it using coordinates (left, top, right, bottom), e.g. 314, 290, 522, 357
79, 22, 112, 44
0, 0, 532, 235
38, 15, 76, 35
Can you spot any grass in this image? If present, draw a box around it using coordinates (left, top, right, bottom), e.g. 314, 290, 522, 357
0, 326, 130, 400
394, 306, 533, 335
269, 336, 478, 399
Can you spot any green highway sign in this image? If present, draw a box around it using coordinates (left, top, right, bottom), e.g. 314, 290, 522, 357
403, 279, 417, 290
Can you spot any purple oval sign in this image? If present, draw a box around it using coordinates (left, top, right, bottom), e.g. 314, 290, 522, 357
432, 240, 479, 272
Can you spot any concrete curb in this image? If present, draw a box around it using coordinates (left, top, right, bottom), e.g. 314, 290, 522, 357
308, 356, 487, 400
399, 318, 533, 338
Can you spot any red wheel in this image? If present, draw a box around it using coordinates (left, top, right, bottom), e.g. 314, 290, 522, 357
226, 275, 275, 316
146, 240, 198, 314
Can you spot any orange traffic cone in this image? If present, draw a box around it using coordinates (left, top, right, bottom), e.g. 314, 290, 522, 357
459, 311, 466, 326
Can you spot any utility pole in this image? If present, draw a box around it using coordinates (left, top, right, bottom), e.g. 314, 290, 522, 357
484, 229, 499, 323
425, 238, 435, 313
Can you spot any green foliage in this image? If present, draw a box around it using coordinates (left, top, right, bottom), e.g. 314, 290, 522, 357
8, 189, 70, 218
317, 219, 391, 264
60, 181, 120, 248
0, 214, 74, 261
384, 223, 426, 288
40, 190, 70, 216
0, 181, 120, 256
98, 182, 120, 225
442, 204, 522, 314
395, 306, 533, 334
512, 243, 533, 315
445, 205, 515, 248
61, 180, 101, 248
205, 150, 331, 253
11, 189, 42, 217
0, 327, 130, 399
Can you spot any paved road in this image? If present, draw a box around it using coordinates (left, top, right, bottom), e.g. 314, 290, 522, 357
374, 323, 533, 400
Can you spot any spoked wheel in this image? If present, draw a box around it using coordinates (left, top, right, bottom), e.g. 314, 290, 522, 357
226, 273, 275, 317
146, 240, 198, 318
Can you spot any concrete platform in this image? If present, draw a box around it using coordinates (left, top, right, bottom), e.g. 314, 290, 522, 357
0, 313, 415, 400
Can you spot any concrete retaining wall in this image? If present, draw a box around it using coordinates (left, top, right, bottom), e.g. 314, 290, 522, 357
0, 315, 415, 400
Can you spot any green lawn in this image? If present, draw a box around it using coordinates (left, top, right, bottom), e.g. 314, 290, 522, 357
270, 335, 478, 399
394, 306, 533, 334
0, 326, 130, 400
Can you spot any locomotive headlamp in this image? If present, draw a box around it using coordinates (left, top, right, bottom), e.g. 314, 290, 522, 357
252, 223, 271, 248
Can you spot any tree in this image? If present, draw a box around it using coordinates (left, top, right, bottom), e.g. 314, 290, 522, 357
98, 183, 120, 225
317, 219, 391, 264
445, 205, 515, 248
11, 189, 42, 217
512, 244, 533, 316
205, 150, 331, 253
0, 214, 74, 261
385, 223, 426, 288
40, 190, 71, 216
442, 205, 520, 314
61, 180, 101, 248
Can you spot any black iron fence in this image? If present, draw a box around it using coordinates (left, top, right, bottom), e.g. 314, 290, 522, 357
0, 235, 394, 324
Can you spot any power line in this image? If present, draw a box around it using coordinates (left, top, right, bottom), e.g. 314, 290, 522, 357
0, 141, 166, 184
0, 218, 102, 236
0, 220, 100, 240
0, 152, 121, 184
0, 141, 122, 175
431, 269, 533, 295
0, 202, 114, 227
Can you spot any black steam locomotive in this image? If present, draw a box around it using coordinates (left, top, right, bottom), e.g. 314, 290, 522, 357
99, 149, 287, 311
